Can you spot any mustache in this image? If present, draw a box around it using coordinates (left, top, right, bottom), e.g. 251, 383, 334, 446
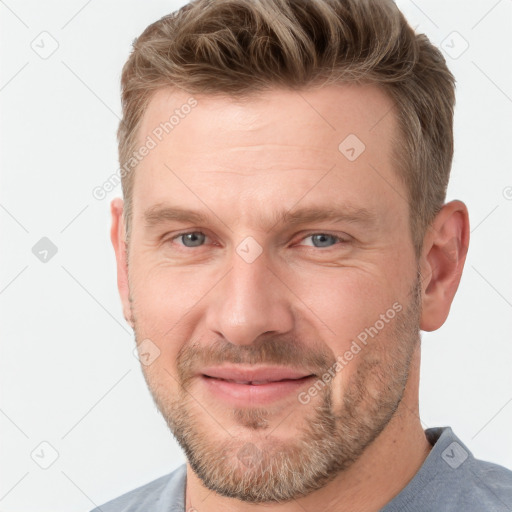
176, 335, 336, 384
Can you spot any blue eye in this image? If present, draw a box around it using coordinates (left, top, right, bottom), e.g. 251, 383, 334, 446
168, 231, 347, 251
176, 232, 206, 247
301, 233, 342, 248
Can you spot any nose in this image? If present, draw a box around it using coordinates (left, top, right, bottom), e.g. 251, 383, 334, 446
205, 249, 295, 346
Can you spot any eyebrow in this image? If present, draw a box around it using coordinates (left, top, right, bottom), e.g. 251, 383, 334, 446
144, 205, 210, 227
143, 204, 377, 231
276, 206, 377, 229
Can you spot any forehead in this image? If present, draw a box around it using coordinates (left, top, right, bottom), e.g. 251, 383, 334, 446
138, 83, 397, 160
132, 84, 405, 229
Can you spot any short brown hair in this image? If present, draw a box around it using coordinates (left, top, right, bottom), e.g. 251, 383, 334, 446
118, 0, 456, 257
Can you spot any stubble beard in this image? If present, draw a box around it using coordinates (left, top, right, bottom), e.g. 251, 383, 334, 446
131, 276, 422, 503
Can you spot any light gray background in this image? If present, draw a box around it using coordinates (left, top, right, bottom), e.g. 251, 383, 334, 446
1, 0, 511, 510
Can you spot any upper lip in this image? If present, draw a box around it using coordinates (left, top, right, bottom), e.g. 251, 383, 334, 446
201, 365, 314, 384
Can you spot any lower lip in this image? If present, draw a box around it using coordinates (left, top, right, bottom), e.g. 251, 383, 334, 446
200, 375, 316, 405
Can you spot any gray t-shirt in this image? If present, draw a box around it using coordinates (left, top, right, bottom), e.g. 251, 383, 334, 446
92, 426, 512, 511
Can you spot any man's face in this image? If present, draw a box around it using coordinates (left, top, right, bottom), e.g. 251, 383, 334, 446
121, 84, 422, 502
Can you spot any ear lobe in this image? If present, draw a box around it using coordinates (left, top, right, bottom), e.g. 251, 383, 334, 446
110, 198, 134, 328
419, 200, 470, 332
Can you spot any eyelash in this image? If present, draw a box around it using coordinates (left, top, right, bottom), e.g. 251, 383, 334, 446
167, 231, 350, 249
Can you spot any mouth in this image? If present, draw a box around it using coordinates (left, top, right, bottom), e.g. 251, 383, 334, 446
199, 366, 316, 405
201, 365, 315, 382
202, 376, 311, 385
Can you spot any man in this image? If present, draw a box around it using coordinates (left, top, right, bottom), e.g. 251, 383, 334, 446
97, 0, 512, 510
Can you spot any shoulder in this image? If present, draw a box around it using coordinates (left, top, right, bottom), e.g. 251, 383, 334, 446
463, 456, 512, 505
430, 426, 512, 505
382, 426, 512, 512
90, 464, 187, 512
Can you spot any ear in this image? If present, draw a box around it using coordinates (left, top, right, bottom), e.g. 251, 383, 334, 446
110, 198, 134, 328
419, 200, 470, 332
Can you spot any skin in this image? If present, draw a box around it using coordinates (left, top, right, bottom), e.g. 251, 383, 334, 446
111, 84, 470, 511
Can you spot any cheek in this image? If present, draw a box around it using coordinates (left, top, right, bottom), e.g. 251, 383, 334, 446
130, 255, 214, 322
289, 265, 400, 345
129, 258, 234, 376
297, 269, 410, 411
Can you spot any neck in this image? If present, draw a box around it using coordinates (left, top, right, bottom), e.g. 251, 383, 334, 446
185, 344, 432, 512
